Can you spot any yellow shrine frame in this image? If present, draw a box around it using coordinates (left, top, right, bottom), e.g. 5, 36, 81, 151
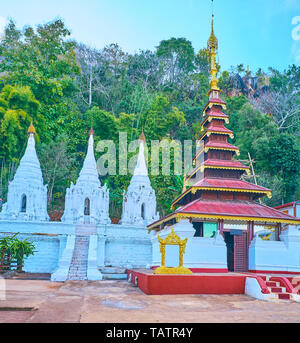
154, 228, 192, 275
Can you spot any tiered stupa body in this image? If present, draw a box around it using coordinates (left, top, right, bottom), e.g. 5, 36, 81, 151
120, 132, 159, 226
148, 16, 300, 272
0, 123, 49, 221
62, 127, 110, 224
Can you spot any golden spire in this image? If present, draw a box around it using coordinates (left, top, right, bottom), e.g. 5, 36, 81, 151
207, 5, 220, 93
138, 128, 146, 142
27, 121, 36, 135
89, 117, 94, 135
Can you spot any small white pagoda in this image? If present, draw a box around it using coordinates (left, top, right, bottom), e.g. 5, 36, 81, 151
0, 122, 49, 221
120, 132, 159, 226
61, 126, 110, 224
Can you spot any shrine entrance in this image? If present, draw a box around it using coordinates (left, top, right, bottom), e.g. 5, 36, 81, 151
20, 194, 27, 213
84, 197, 90, 224
224, 230, 248, 272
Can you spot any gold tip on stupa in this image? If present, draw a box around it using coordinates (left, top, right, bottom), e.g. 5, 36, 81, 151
28, 121, 36, 135
207, 10, 220, 93
89, 117, 94, 135
207, 14, 218, 52
139, 130, 146, 142
89, 126, 94, 136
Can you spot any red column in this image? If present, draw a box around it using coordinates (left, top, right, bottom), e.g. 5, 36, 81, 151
218, 219, 224, 237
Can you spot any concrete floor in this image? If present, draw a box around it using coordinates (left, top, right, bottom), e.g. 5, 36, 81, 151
0, 279, 300, 323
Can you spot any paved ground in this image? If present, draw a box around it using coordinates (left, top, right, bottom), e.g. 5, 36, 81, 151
0, 279, 300, 323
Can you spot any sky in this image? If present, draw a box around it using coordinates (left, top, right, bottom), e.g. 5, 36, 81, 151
0, 0, 300, 72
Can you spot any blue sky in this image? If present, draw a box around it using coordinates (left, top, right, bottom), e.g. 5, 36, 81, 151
0, 0, 300, 72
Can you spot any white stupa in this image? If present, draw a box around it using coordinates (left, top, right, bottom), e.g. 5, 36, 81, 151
0, 122, 49, 221
61, 126, 110, 224
120, 131, 159, 226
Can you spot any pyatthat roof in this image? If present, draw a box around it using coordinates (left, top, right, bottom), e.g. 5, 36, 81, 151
148, 199, 300, 230
203, 159, 249, 169
204, 141, 239, 151
177, 199, 295, 220
192, 178, 271, 192
172, 178, 272, 206
203, 124, 233, 135
171, 178, 272, 208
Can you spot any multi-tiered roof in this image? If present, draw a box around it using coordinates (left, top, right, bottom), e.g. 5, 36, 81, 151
148, 16, 300, 230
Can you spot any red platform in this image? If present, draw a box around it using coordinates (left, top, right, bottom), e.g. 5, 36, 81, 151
127, 269, 246, 295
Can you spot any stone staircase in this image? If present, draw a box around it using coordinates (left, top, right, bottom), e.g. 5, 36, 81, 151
75, 224, 97, 236
260, 275, 294, 300
99, 267, 127, 280
67, 235, 90, 280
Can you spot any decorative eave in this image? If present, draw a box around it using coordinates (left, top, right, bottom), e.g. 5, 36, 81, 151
187, 161, 250, 181
199, 129, 234, 141
203, 99, 226, 115
148, 200, 300, 230
193, 142, 240, 162
148, 212, 300, 231
201, 114, 229, 128
171, 186, 272, 210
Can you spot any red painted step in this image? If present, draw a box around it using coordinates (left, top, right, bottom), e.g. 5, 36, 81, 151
270, 287, 284, 293
278, 293, 290, 300
266, 281, 277, 287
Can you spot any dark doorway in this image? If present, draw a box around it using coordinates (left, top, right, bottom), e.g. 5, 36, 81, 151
224, 231, 249, 272
141, 203, 145, 219
224, 231, 234, 272
192, 222, 203, 237
84, 198, 90, 216
20, 195, 27, 213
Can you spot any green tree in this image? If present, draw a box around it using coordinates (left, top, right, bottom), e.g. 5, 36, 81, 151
0, 85, 43, 162
156, 37, 195, 84
0, 20, 80, 106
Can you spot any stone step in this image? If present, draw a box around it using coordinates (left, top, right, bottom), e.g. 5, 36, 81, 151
266, 281, 279, 287
278, 293, 290, 300
102, 274, 128, 280
269, 287, 286, 293
67, 235, 89, 281
100, 267, 126, 274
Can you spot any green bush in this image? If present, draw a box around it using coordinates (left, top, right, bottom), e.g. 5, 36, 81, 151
0, 233, 35, 272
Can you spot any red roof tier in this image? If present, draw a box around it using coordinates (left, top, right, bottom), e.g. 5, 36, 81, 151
193, 141, 240, 162
175, 199, 300, 223
203, 98, 227, 114
199, 125, 234, 140
205, 141, 239, 150
203, 159, 249, 169
147, 200, 300, 230
205, 124, 233, 134
192, 178, 271, 192
171, 178, 271, 209
207, 98, 226, 105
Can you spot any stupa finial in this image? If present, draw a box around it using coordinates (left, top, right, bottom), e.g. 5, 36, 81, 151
207, 0, 220, 93
28, 121, 36, 135
138, 128, 146, 142
89, 117, 94, 136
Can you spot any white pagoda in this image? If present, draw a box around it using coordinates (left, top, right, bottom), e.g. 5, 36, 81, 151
61, 127, 110, 224
120, 132, 159, 226
0, 123, 49, 221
